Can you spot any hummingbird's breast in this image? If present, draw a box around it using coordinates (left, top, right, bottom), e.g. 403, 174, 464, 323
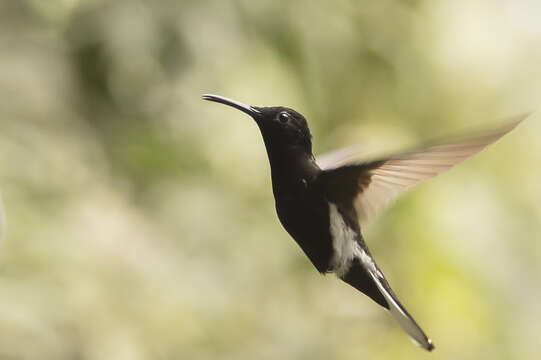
274, 184, 334, 273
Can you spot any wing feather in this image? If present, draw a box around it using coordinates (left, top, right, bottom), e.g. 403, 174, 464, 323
316, 114, 527, 225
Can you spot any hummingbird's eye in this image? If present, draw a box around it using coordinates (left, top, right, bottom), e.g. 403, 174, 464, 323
278, 112, 289, 124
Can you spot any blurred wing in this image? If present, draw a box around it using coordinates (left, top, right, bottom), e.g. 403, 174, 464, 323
315, 144, 364, 170
317, 115, 526, 225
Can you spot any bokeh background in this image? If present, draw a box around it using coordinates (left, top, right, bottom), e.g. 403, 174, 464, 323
1, 0, 540, 359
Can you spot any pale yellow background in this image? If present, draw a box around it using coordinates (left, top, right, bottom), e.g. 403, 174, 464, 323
0, 1, 540, 359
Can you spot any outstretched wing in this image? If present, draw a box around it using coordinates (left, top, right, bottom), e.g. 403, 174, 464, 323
316, 115, 527, 225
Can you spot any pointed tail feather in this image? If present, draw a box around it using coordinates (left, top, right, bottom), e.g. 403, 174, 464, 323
366, 263, 434, 351
342, 254, 434, 351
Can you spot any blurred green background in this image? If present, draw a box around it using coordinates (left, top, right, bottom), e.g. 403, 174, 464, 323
1, 0, 540, 359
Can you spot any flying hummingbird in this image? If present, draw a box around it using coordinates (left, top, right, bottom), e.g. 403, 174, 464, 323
203, 93, 526, 351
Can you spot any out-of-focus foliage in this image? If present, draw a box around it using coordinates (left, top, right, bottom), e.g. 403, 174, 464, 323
0, 0, 540, 359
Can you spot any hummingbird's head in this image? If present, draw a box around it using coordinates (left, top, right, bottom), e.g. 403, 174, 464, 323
203, 94, 313, 153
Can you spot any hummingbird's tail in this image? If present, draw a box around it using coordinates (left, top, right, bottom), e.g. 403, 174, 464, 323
341, 255, 435, 351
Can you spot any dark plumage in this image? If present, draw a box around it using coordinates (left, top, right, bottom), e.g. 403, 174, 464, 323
203, 93, 526, 351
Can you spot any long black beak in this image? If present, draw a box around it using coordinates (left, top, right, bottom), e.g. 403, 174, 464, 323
202, 94, 260, 117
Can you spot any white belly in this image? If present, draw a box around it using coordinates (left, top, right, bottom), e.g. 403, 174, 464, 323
328, 202, 376, 277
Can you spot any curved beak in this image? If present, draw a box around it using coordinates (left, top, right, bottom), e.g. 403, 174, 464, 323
203, 94, 260, 118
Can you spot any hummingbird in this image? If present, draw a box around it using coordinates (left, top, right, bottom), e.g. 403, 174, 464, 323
203, 93, 525, 351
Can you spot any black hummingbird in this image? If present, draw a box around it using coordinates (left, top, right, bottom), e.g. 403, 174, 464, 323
203, 93, 525, 351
